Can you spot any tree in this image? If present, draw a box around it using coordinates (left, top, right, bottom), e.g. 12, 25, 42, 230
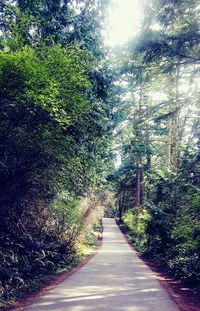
114, 0, 200, 289
0, 0, 109, 56
0, 0, 115, 304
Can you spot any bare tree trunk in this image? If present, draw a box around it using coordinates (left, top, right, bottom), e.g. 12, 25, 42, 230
135, 154, 142, 221
146, 127, 151, 200
166, 118, 172, 167
168, 68, 181, 170
135, 82, 143, 232
118, 191, 124, 221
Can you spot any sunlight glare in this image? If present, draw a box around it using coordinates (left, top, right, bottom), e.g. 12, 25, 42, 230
105, 0, 142, 46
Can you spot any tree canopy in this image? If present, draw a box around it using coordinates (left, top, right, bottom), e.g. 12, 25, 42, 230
113, 0, 200, 291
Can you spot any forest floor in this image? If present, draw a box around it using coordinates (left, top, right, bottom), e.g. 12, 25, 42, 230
8, 218, 183, 311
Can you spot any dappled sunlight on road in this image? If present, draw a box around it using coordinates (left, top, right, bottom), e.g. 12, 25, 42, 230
25, 219, 179, 311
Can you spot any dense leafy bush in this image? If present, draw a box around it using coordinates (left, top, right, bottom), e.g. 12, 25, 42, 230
0, 0, 114, 307
0, 38, 112, 308
0, 232, 74, 302
0, 190, 106, 306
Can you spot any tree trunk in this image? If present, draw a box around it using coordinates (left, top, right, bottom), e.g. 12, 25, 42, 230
146, 127, 151, 200
135, 154, 142, 211
118, 191, 124, 221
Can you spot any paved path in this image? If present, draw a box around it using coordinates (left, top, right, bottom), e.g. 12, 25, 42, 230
25, 218, 179, 311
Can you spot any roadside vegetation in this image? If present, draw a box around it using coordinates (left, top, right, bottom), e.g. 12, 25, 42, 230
0, 0, 114, 307
114, 0, 200, 293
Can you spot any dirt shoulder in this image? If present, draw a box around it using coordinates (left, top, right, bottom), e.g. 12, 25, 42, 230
117, 221, 200, 311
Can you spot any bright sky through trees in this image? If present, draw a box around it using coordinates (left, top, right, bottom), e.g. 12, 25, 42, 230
105, 0, 142, 167
105, 0, 142, 46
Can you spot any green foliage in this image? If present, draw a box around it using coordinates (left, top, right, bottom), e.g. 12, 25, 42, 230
0, 0, 108, 56
0, 44, 94, 230
0, 231, 74, 303
122, 212, 135, 233
114, 0, 200, 293
122, 210, 149, 250
0, 188, 107, 305
0, 0, 113, 306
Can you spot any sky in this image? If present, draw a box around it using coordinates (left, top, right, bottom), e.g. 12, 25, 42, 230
105, 0, 142, 46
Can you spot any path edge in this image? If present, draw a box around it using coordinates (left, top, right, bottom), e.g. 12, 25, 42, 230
6, 238, 103, 311
116, 219, 200, 311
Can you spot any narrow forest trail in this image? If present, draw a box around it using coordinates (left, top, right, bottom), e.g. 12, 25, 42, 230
25, 219, 179, 311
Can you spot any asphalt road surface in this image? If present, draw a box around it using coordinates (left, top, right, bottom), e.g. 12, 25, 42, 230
25, 218, 179, 311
